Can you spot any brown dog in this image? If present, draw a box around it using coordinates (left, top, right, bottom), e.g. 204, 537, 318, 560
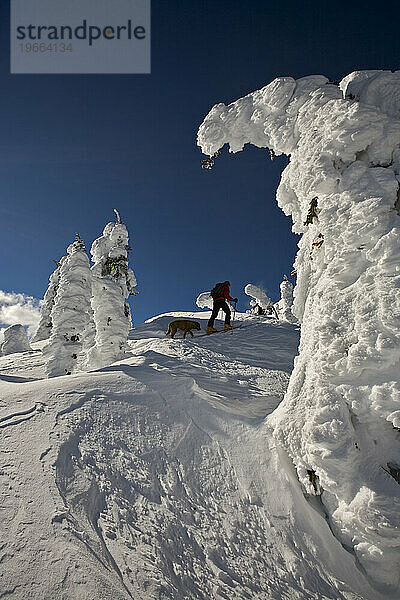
165, 320, 201, 339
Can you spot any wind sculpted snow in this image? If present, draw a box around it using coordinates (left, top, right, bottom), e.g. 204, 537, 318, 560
0, 312, 382, 599
198, 70, 400, 590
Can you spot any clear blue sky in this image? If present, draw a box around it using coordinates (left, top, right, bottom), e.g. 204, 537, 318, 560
1, 1, 399, 325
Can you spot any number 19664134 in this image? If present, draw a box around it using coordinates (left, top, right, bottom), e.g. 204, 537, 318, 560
19, 43, 73, 52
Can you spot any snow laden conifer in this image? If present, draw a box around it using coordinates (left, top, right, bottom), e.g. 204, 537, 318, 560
198, 71, 400, 586
196, 291, 213, 310
43, 235, 93, 378
244, 284, 278, 317
87, 210, 137, 369
276, 275, 296, 322
31, 257, 66, 342
1, 324, 31, 355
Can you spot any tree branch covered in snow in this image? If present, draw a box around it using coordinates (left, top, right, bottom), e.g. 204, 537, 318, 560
198, 70, 400, 588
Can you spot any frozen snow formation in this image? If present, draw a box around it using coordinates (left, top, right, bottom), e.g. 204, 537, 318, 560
0, 323, 31, 355
87, 210, 137, 369
276, 275, 296, 322
198, 70, 400, 590
196, 291, 213, 309
43, 235, 93, 378
32, 257, 66, 343
33, 212, 138, 375
244, 283, 274, 313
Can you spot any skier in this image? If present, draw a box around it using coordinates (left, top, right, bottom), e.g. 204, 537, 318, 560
207, 281, 238, 333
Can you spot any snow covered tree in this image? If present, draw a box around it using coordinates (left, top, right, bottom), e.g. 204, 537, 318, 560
198, 71, 400, 586
1, 324, 31, 355
42, 235, 93, 378
31, 257, 66, 342
87, 210, 138, 369
196, 291, 213, 310
244, 284, 277, 317
276, 275, 296, 323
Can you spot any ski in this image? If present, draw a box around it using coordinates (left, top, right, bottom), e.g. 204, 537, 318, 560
183, 321, 261, 341
187, 324, 244, 339
207, 325, 243, 335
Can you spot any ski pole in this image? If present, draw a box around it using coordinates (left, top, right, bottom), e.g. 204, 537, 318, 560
232, 300, 237, 324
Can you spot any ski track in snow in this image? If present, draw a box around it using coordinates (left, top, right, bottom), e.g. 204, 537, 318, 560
0, 313, 386, 599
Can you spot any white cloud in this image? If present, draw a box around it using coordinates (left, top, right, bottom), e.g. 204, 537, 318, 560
0, 290, 41, 341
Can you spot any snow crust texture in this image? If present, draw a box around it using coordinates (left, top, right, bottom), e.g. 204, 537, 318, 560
198, 70, 400, 589
0, 313, 382, 600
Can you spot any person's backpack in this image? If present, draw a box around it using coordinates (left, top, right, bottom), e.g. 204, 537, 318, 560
210, 282, 224, 300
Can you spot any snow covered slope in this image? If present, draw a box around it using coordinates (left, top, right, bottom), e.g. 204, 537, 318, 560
0, 312, 386, 600
198, 70, 400, 590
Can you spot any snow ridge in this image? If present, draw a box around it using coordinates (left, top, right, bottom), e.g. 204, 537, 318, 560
1, 312, 382, 599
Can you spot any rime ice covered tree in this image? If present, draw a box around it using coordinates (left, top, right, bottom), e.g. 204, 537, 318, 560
43, 235, 93, 378
276, 275, 296, 322
87, 210, 137, 369
1, 324, 31, 355
31, 257, 66, 342
196, 291, 213, 310
244, 284, 278, 317
198, 71, 400, 586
